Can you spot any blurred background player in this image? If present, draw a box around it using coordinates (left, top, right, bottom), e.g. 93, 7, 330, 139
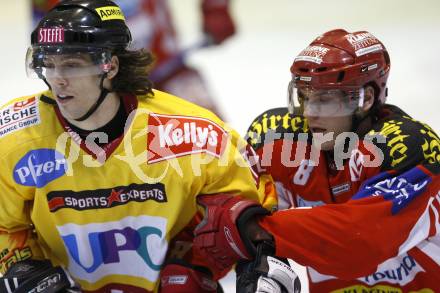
32, 0, 235, 119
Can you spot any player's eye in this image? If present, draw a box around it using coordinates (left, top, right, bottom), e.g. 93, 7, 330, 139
43, 60, 55, 68
63, 63, 80, 68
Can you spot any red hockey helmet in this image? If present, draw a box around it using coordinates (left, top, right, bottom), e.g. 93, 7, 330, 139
288, 29, 390, 115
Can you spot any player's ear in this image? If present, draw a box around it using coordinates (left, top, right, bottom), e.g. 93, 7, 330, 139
106, 56, 119, 80
361, 86, 375, 112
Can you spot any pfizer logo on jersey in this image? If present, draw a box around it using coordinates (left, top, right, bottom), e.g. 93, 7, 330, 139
13, 149, 68, 188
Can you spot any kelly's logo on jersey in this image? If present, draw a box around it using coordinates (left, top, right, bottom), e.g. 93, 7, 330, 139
38, 27, 65, 43
13, 149, 67, 188
47, 182, 167, 212
0, 96, 40, 138
147, 113, 227, 164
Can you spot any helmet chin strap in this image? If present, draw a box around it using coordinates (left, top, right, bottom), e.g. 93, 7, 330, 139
39, 73, 111, 122
74, 73, 109, 122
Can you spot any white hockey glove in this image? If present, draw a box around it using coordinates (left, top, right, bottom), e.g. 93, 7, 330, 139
236, 242, 301, 293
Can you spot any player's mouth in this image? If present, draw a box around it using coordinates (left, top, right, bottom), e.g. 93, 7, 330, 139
56, 94, 74, 103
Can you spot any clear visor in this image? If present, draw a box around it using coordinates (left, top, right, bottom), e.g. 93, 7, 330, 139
287, 79, 364, 117
26, 46, 113, 80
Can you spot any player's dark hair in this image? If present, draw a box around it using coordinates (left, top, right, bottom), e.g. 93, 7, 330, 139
364, 82, 384, 118
112, 48, 155, 97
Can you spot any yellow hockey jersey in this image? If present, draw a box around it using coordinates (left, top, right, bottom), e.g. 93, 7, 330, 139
0, 90, 273, 292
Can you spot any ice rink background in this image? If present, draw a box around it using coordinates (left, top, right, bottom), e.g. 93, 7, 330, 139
1, 1, 439, 292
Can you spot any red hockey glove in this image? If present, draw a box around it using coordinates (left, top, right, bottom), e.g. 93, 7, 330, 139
202, 0, 235, 44
193, 194, 271, 272
160, 259, 218, 292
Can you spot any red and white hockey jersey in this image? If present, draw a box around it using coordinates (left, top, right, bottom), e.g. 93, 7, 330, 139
247, 105, 440, 292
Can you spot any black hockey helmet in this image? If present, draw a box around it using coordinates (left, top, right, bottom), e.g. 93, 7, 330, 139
27, 0, 132, 79
26, 0, 132, 122
31, 0, 131, 50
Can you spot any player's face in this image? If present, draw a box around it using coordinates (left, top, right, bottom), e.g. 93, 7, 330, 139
300, 88, 354, 151
44, 54, 103, 120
